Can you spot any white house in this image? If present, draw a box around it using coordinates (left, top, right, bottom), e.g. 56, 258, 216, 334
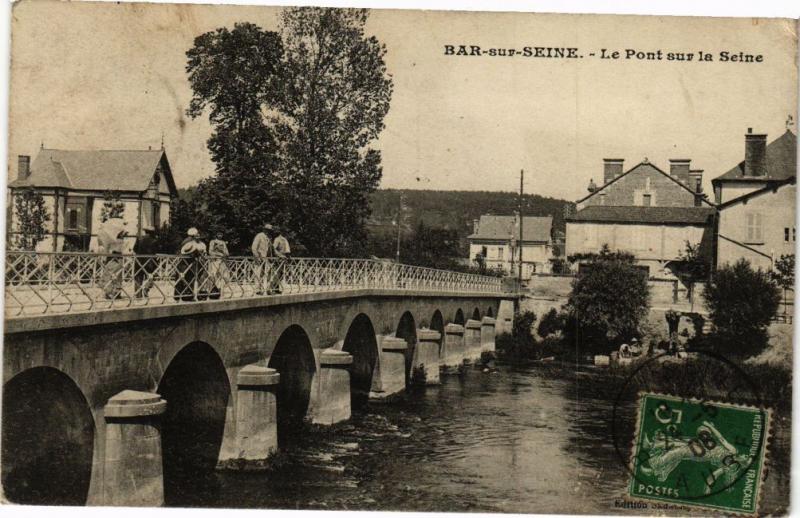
7, 147, 178, 252
712, 128, 797, 270
467, 214, 554, 278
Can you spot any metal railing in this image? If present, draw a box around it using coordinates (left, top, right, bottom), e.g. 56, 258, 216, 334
4, 252, 504, 317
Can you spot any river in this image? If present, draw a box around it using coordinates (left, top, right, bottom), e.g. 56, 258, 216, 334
169, 362, 790, 514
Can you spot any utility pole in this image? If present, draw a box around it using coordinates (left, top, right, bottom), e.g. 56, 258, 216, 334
396, 193, 404, 263
518, 169, 524, 281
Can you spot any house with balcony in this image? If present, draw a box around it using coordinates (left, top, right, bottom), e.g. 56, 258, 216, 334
566, 156, 716, 278
467, 214, 554, 278
712, 128, 796, 270
7, 147, 177, 252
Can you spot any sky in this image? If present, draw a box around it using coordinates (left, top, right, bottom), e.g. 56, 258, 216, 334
6, 1, 798, 201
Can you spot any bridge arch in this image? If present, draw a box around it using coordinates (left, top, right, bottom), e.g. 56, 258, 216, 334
430, 309, 445, 352
471, 307, 481, 320
342, 314, 379, 411
395, 311, 417, 387
268, 325, 316, 446
2, 366, 95, 505
157, 341, 230, 505
454, 308, 465, 325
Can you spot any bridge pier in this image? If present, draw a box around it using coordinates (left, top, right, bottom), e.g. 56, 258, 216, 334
102, 390, 167, 507
218, 365, 280, 467
441, 324, 465, 373
413, 329, 441, 385
464, 319, 482, 363
481, 317, 496, 354
496, 300, 515, 335
370, 336, 408, 399
312, 349, 353, 425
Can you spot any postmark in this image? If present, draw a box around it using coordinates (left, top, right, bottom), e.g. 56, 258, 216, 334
628, 392, 771, 515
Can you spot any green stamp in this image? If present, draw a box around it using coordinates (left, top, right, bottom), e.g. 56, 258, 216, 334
629, 393, 771, 515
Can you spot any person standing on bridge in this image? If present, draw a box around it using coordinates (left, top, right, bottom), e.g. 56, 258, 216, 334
207, 232, 230, 299
271, 227, 291, 294
251, 223, 274, 295
175, 228, 207, 302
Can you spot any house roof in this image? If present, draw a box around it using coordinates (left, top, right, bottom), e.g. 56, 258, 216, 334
468, 215, 552, 242
712, 130, 797, 184
576, 160, 713, 207
567, 205, 715, 225
8, 148, 177, 194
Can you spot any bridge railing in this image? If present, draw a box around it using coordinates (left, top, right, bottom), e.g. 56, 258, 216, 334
4, 252, 503, 317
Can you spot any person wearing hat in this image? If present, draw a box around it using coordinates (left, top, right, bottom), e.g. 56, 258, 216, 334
251, 223, 274, 295
175, 227, 207, 301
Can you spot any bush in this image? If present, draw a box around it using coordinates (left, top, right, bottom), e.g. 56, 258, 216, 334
703, 259, 780, 358
537, 308, 566, 338
496, 310, 537, 360
566, 246, 650, 354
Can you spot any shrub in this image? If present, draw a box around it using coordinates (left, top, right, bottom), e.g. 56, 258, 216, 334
566, 245, 650, 354
537, 308, 566, 338
496, 310, 537, 360
703, 259, 780, 358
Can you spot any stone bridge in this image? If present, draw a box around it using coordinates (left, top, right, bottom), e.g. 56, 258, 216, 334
2, 286, 516, 507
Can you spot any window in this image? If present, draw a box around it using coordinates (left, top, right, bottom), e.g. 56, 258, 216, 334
786, 228, 790, 242
64, 198, 87, 232
642, 194, 652, 207
794, 228, 797, 242
745, 213, 763, 243
497, 247, 504, 260
152, 202, 161, 229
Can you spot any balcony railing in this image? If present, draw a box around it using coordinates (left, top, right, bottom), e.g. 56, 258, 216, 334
4, 252, 504, 317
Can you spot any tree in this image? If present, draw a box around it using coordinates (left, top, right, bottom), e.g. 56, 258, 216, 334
100, 191, 125, 222
274, 7, 393, 256
185, 23, 286, 253
703, 259, 780, 357
772, 254, 795, 319
565, 245, 650, 353
12, 188, 50, 251
401, 221, 461, 269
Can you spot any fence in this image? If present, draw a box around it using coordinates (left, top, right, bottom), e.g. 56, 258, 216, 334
4, 252, 505, 317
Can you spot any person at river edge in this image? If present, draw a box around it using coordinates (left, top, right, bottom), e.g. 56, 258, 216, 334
251, 223, 274, 295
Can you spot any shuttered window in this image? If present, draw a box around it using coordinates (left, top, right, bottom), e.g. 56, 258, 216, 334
745, 213, 763, 243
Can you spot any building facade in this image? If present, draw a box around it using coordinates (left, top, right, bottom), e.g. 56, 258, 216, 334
713, 129, 797, 270
7, 148, 178, 252
567, 157, 715, 278
467, 215, 553, 278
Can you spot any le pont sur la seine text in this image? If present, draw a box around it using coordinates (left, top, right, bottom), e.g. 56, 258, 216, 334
443, 45, 764, 63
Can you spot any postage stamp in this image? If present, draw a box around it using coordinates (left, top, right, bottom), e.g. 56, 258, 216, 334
628, 393, 771, 515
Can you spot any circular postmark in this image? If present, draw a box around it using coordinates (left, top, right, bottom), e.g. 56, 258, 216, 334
610, 350, 770, 508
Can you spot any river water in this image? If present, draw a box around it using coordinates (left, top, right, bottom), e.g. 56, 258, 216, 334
172, 363, 790, 514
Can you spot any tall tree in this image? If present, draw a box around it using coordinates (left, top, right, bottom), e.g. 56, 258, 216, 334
185, 23, 285, 252
12, 188, 50, 251
275, 8, 393, 256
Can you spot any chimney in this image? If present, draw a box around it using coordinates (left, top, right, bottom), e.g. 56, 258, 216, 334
689, 169, 703, 192
603, 159, 624, 185
669, 159, 691, 186
744, 128, 767, 177
473, 218, 480, 234
18, 155, 30, 180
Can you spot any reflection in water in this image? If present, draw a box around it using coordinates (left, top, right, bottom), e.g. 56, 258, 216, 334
168, 363, 789, 514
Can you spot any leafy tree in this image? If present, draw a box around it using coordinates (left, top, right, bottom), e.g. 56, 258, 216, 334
401, 221, 461, 269
772, 254, 795, 318
13, 187, 50, 251
565, 245, 650, 353
274, 7, 393, 256
185, 22, 286, 253
100, 191, 125, 222
703, 259, 780, 357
